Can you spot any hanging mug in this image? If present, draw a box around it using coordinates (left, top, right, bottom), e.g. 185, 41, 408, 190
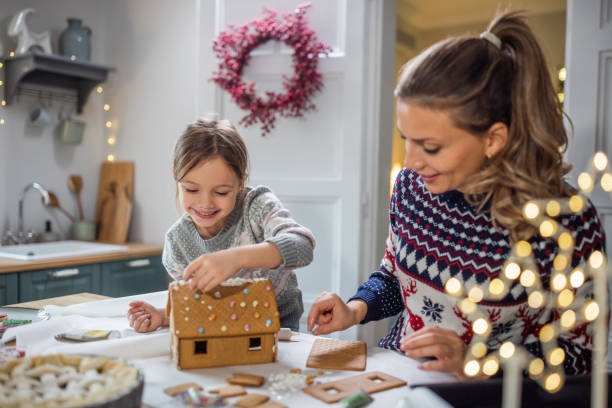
56, 105, 85, 145
27, 103, 52, 127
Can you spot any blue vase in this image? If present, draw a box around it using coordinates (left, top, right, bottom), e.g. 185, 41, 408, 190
59, 18, 91, 61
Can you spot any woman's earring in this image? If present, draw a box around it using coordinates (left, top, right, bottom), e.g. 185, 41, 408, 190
486, 152, 493, 159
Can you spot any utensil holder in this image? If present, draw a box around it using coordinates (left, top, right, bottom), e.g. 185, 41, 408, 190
71, 219, 95, 241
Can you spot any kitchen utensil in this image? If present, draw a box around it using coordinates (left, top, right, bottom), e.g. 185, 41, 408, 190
95, 161, 134, 233
45, 192, 74, 221
98, 182, 132, 244
97, 181, 116, 242
68, 174, 84, 219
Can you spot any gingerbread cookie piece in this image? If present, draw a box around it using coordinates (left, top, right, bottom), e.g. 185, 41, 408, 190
227, 372, 265, 387
306, 338, 367, 371
234, 393, 270, 407
210, 384, 247, 398
163, 382, 203, 396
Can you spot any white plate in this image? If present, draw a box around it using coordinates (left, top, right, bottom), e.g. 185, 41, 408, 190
0, 306, 49, 322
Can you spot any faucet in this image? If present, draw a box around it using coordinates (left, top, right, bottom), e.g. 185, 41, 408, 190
2, 182, 50, 245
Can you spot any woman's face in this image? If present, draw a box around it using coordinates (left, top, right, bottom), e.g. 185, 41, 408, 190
397, 101, 491, 194
178, 155, 241, 239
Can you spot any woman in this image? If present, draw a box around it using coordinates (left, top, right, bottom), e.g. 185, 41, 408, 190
307, 11, 604, 378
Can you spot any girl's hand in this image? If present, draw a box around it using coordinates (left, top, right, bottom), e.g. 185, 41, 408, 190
183, 249, 241, 292
307, 292, 367, 335
400, 327, 469, 379
127, 301, 166, 333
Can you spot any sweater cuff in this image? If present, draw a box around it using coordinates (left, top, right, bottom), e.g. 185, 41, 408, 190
348, 288, 378, 324
267, 235, 296, 269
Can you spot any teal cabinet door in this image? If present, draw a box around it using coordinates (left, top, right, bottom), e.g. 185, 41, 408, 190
19, 264, 101, 302
100, 256, 168, 297
0, 273, 18, 306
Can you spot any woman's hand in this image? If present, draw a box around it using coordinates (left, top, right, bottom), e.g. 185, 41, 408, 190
127, 301, 166, 333
307, 292, 367, 335
183, 249, 242, 292
400, 327, 469, 379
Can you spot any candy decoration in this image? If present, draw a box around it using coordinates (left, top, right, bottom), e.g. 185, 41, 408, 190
231, 314, 238, 320
253, 300, 259, 307
266, 319, 272, 327
244, 324, 250, 331
198, 327, 205, 334
194, 293, 201, 300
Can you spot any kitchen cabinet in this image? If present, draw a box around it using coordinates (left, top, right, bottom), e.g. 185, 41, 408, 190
8, 255, 167, 304
100, 256, 169, 298
19, 264, 101, 302
0, 52, 114, 113
0, 273, 18, 305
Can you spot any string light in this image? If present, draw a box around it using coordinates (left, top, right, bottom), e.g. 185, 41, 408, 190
482, 357, 499, 376
601, 173, 612, 191
569, 268, 585, 288
557, 289, 574, 308
568, 195, 583, 212
460, 298, 477, 314
545, 200, 561, 217
519, 269, 536, 287
515, 241, 532, 257
463, 360, 480, 377
578, 172, 594, 192
107, 154, 115, 162
0, 119, 4, 125
103, 104, 110, 111
553, 254, 568, 270
528, 358, 545, 377
528, 291, 544, 308
489, 278, 504, 296
547, 347, 565, 366
105, 121, 112, 128
551, 273, 567, 292
445, 277, 462, 295
560, 310, 576, 328
539, 324, 555, 342
499, 342, 515, 359
107, 136, 116, 145
539, 220, 557, 237
473, 318, 489, 335
468, 286, 484, 302
584, 301, 599, 321
471, 342, 487, 358
97, 86, 103, 93
523, 202, 540, 219
544, 373, 562, 393
589, 251, 604, 269
593, 152, 608, 171
557, 232, 573, 250
504, 262, 521, 279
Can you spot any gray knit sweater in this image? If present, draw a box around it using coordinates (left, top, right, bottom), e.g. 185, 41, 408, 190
162, 185, 315, 329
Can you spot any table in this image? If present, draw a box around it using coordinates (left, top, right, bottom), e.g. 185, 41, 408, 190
2, 292, 458, 407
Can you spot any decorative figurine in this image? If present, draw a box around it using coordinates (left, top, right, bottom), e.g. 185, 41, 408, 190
8, 8, 52, 55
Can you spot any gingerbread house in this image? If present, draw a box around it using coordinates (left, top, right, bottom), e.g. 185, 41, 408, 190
166, 278, 281, 369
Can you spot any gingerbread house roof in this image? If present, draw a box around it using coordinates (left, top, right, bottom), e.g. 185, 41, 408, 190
168, 278, 280, 338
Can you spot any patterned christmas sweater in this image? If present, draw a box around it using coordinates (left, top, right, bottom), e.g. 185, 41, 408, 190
351, 169, 605, 375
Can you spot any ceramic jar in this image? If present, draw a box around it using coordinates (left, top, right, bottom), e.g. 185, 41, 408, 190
59, 18, 91, 61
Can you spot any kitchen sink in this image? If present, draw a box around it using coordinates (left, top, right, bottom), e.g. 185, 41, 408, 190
0, 240, 129, 261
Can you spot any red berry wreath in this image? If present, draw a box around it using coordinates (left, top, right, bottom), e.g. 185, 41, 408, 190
211, 3, 332, 136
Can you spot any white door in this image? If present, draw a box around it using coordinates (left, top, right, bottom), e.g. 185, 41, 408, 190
205, 0, 395, 340
564, 0, 612, 366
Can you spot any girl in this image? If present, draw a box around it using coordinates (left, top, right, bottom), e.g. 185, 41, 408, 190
128, 118, 315, 332
308, 11, 604, 378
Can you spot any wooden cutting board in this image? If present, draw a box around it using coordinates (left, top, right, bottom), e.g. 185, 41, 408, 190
95, 162, 134, 242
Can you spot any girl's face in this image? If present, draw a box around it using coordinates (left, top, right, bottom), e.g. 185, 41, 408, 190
397, 101, 492, 194
178, 155, 242, 239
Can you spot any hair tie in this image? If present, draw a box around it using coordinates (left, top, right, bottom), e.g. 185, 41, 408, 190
480, 31, 502, 50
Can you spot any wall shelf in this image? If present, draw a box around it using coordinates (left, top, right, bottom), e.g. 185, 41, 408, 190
0, 52, 114, 113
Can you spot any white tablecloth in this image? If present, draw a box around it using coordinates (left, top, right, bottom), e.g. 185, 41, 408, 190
2, 292, 458, 407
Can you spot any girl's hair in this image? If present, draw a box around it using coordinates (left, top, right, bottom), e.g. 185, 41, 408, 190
395, 10, 573, 242
172, 118, 249, 202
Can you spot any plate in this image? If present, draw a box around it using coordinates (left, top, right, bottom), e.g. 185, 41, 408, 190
0, 306, 49, 322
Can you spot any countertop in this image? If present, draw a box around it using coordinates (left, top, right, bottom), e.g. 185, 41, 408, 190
0, 243, 162, 274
